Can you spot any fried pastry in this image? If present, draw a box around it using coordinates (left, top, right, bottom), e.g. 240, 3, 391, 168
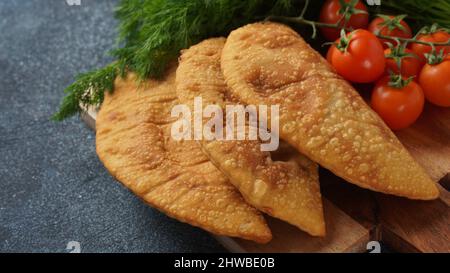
96, 66, 272, 243
221, 22, 439, 200
176, 38, 325, 236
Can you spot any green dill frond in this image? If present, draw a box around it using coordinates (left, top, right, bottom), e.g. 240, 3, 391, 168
112, 0, 300, 79
54, 0, 301, 120
52, 63, 118, 121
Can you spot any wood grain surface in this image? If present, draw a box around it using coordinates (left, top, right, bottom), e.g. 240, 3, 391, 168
215, 199, 370, 253
395, 104, 450, 182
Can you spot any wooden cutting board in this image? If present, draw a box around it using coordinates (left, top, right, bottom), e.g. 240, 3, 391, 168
82, 103, 450, 253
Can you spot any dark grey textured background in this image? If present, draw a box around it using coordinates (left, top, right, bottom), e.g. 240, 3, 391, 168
0, 0, 225, 253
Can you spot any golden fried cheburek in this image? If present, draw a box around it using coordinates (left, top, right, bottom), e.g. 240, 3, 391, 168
221, 22, 439, 200
176, 38, 325, 236
96, 67, 271, 243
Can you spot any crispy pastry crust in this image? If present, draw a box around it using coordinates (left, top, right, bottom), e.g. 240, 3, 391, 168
96, 66, 272, 243
221, 22, 439, 200
176, 38, 325, 236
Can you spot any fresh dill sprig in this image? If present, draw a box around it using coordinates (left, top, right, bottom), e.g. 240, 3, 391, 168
54, 0, 300, 120
113, 0, 300, 79
52, 63, 118, 121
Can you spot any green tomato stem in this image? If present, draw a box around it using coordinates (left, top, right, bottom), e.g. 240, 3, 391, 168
266, 15, 450, 48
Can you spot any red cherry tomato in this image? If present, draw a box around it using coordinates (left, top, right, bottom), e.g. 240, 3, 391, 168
419, 56, 450, 107
327, 29, 385, 83
368, 16, 412, 48
384, 48, 423, 78
410, 31, 450, 64
319, 0, 369, 41
371, 77, 424, 130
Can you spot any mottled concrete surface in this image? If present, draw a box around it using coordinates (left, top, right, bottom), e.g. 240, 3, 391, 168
0, 0, 225, 253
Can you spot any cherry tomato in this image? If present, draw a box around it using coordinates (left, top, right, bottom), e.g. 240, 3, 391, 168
410, 31, 450, 64
327, 29, 385, 83
384, 48, 423, 78
419, 56, 450, 107
368, 15, 412, 48
319, 0, 369, 41
371, 77, 424, 130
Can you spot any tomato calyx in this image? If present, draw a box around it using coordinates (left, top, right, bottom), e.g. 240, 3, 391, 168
388, 73, 413, 89
337, 0, 368, 26
385, 43, 418, 70
417, 23, 450, 36
334, 29, 353, 52
424, 47, 448, 65
375, 14, 408, 33
385, 43, 417, 60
